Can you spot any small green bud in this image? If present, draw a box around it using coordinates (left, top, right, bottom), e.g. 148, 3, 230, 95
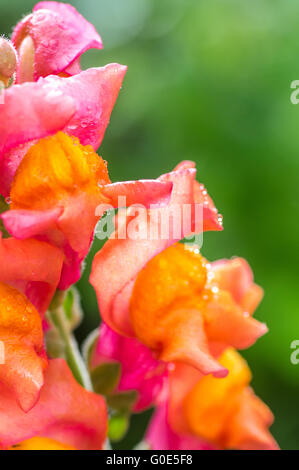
108, 413, 129, 442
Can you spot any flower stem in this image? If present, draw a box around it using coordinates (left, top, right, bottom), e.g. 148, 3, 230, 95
49, 306, 93, 391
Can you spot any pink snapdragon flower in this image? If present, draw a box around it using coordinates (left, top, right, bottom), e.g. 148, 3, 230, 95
0, 64, 127, 196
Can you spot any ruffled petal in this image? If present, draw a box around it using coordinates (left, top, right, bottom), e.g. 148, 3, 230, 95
204, 289, 268, 350
227, 388, 279, 450
0, 359, 108, 450
211, 258, 263, 314
168, 348, 278, 450
12, 1, 103, 81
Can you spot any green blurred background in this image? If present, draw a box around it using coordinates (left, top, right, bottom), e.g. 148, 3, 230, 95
1, 0, 299, 450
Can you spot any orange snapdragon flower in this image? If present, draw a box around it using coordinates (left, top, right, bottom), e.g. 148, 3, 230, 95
167, 348, 278, 450
0, 236, 63, 411
130, 243, 267, 377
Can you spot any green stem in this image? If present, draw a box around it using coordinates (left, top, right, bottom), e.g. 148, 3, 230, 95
49, 306, 93, 391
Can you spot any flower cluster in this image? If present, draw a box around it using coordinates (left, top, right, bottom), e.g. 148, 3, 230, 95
0, 2, 278, 450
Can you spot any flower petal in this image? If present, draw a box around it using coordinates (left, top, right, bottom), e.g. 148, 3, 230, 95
1, 208, 62, 240
101, 179, 173, 209
0, 359, 108, 450
0, 81, 75, 158
0, 282, 47, 412
146, 402, 214, 450
0, 236, 64, 313
48, 65, 127, 150
211, 258, 263, 314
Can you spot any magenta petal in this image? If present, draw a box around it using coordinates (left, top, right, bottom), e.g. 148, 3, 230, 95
58, 244, 82, 290
1, 208, 61, 240
12, 1, 103, 80
93, 323, 167, 412
102, 180, 173, 208
0, 81, 75, 157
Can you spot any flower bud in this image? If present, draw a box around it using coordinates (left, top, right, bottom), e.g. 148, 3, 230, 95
0, 38, 17, 85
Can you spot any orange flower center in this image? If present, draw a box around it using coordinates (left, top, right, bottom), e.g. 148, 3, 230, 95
10, 131, 110, 211
130, 243, 208, 350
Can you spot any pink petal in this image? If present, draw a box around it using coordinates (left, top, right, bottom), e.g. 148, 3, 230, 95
58, 243, 82, 290
102, 179, 173, 209
0, 81, 75, 158
146, 402, 214, 450
0, 359, 107, 450
1, 208, 61, 240
42, 64, 127, 150
12, 2, 103, 80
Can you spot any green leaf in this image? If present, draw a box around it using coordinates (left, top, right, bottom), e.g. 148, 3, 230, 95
91, 362, 121, 395
107, 390, 138, 414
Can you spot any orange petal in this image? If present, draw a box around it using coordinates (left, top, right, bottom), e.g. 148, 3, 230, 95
203, 289, 268, 350
0, 282, 47, 411
160, 308, 227, 378
227, 388, 279, 450
211, 258, 263, 314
